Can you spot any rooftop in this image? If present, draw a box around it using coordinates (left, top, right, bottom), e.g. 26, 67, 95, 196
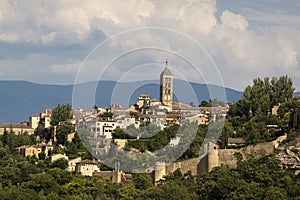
78, 159, 99, 165
0, 123, 32, 129
160, 66, 173, 76
160, 61, 173, 76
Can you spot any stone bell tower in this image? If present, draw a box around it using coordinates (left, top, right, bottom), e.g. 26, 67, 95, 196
160, 60, 173, 109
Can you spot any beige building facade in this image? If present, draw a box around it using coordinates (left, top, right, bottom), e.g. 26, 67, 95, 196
0, 123, 34, 135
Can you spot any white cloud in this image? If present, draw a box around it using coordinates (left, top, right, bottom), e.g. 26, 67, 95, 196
0, 0, 299, 91
242, 8, 300, 27
0, 0, 156, 43
221, 10, 249, 31
51, 63, 81, 74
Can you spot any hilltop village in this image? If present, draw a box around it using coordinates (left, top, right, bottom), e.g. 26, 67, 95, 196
1, 62, 300, 190
0, 62, 226, 181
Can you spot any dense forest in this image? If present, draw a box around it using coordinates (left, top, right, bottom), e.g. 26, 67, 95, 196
0, 145, 299, 199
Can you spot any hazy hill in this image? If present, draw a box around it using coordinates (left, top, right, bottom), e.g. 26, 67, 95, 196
0, 80, 243, 123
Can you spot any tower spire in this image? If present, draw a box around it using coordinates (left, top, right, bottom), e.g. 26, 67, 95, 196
160, 59, 173, 77
160, 59, 173, 110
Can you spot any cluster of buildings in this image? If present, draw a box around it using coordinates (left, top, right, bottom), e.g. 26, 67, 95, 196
77, 61, 226, 138
74, 62, 226, 159
2, 61, 300, 183
0, 108, 52, 135
14, 142, 130, 182
0, 61, 227, 183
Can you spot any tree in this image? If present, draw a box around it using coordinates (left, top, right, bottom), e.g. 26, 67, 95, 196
93, 105, 98, 110
56, 123, 74, 145
180, 124, 206, 159
1, 130, 35, 152
243, 120, 269, 144
271, 76, 294, 106
50, 158, 68, 169
24, 172, 59, 195
38, 152, 46, 160
34, 127, 51, 141
112, 127, 135, 139
229, 76, 294, 119
220, 121, 233, 149
100, 112, 113, 118
199, 100, 210, 107
51, 104, 73, 126
133, 174, 153, 190
210, 99, 225, 107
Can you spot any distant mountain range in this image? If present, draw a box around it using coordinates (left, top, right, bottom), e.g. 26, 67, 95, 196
0, 80, 244, 123
2, 79, 298, 123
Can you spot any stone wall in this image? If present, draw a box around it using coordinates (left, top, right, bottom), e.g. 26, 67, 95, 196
153, 137, 281, 182
165, 157, 200, 175
241, 141, 274, 156
93, 170, 128, 183
218, 149, 239, 168
217, 141, 275, 170
154, 162, 166, 182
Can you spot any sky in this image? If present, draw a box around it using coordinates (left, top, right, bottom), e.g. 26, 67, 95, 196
0, 0, 300, 91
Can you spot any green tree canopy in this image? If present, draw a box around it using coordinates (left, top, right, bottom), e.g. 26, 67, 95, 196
50, 158, 68, 170
56, 123, 74, 145
51, 104, 73, 126
230, 76, 294, 119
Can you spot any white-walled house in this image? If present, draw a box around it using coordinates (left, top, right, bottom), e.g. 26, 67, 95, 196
29, 114, 40, 129
169, 136, 180, 147
29, 109, 52, 129
75, 160, 100, 176
50, 153, 68, 162
67, 157, 82, 172
86, 119, 117, 139
115, 115, 138, 129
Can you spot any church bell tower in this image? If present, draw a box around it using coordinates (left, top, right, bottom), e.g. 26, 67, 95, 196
160, 60, 173, 109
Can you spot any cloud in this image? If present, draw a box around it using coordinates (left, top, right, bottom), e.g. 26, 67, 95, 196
242, 8, 300, 27
51, 63, 81, 74
221, 10, 249, 30
0, 0, 299, 91
0, 0, 219, 43
0, 0, 155, 43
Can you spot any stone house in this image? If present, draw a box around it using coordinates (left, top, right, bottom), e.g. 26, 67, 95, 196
29, 109, 52, 129
227, 138, 246, 148
75, 159, 100, 176
0, 123, 34, 135
50, 153, 69, 162
67, 157, 82, 172
15, 145, 42, 157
